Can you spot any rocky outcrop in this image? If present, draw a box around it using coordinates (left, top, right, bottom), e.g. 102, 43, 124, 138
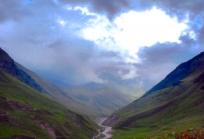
0, 97, 36, 112
102, 114, 121, 127
33, 119, 57, 139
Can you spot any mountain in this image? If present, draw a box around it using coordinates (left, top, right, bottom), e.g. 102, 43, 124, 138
0, 48, 131, 117
103, 52, 204, 138
0, 68, 97, 138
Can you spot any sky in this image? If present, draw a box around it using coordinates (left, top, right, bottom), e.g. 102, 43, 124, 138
0, 0, 204, 96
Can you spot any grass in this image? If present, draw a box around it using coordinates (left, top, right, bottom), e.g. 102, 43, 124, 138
112, 117, 204, 139
112, 101, 204, 139
0, 125, 37, 139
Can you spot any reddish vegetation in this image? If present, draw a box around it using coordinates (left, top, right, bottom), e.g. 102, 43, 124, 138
34, 118, 57, 139
175, 129, 204, 139
12, 135, 35, 139
0, 99, 36, 112
0, 113, 9, 122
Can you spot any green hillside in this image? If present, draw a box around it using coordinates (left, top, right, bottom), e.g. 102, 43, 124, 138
103, 52, 204, 139
0, 69, 97, 139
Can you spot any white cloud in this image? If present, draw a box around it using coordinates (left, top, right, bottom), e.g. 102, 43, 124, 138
57, 19, 67, 26
118, 69, 138, 80
73, 6, 97, 16
80, 7, 189, 62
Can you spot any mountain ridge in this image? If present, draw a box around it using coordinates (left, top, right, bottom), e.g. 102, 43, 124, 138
0, 47, 44, 93
142, 51, 204, 98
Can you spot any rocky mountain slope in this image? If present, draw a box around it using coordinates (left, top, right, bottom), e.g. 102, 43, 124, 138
103, 52, 204, 138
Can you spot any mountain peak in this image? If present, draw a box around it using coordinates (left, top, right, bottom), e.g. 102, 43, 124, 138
0, 47, 13, 62
0, 47, 17, 77
0, 47, 44, 93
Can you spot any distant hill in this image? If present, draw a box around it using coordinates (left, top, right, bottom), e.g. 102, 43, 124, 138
16, 62, 132, 117
66, 83, 132, 117
103, 52, 204, 138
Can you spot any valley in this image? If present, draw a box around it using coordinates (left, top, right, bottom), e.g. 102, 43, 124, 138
16, 58, 132, 117
0, 47, 130, 138
1, 0, 204, 139
0, 44, 204, 139
0, 46, 204, 139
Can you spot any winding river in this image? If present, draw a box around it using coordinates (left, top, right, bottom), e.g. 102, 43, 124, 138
93, 118, 112, 139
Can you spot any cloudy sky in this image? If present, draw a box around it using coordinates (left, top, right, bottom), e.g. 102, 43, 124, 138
0, 0, 204, 95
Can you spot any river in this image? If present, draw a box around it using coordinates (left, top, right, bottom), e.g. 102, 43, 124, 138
93, 118, 112, 139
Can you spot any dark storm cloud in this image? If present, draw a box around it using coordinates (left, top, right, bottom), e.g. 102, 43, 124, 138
59, 0, 132, 18
0, 0, 29, 22
57, 0, 204, 20
2, 0, 204, 21
2, 0, 204, 22
136, 0, 204, 18
137, 31, 199, 65
198, 23, 204, 44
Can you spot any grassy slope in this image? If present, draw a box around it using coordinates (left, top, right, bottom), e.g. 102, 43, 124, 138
107, 52, 204, 139
113, 80, 204, 138
0, 69, 97, 139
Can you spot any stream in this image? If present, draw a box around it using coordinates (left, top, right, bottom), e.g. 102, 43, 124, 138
93, 118, 112, 139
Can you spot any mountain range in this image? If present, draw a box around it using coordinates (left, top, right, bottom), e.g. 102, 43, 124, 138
18, 63, 131, 117
103, 51, 204, 138
0, 48, 131, 117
